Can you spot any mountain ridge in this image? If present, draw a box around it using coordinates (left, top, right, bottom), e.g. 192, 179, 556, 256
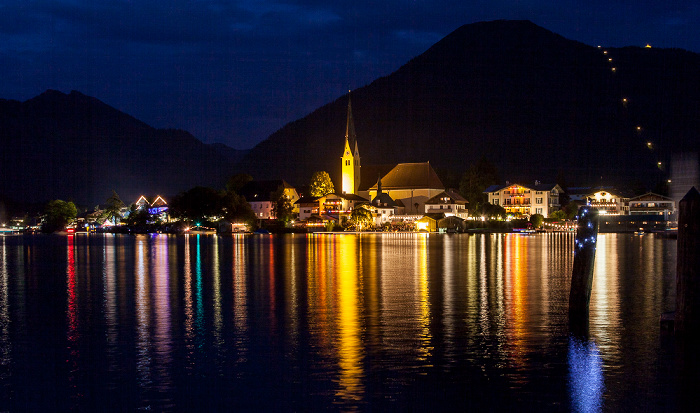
0, 90, 248, 208
235, 20, 700, 190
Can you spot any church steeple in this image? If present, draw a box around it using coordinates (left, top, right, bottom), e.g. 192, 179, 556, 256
341, 92, 361, 194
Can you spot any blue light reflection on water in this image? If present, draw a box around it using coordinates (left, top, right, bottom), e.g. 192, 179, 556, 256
568, 336, 604, 413
0, 232, 684, 411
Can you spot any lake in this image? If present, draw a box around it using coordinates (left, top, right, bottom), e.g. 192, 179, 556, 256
0, 232, 695, 411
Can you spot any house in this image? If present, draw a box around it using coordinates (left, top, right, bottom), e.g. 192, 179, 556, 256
484, 182, 563, 218
322, 193, 369, 224
239, 180, 299, 220
415, 213, 444, 232
295, 195, 322, 221
133, 195, 170, 222
627, 192, 676, 219
424, 190, 468, 219
586, 190, 627, 215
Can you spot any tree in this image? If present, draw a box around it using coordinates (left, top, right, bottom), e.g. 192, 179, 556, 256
563, 202, 579, 220
459, 157, 499, 214
482, 203, 506, 220
349, 205, 374, 231
549, 210, 566, 221
530, 213, 544, 229
42, 199, 77, 232
222, 190, 256, 226
170, 186, 224, 224
226, 173, 253, 193
103, 190, 125, 224
271, 186, 294, 225
309, 171, 335, 197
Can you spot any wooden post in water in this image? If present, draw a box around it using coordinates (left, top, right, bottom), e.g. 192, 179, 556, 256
569, 205, 599, 327
675, 187, 700, 338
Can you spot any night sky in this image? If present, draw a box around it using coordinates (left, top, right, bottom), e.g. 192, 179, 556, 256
1, 1, 698, 149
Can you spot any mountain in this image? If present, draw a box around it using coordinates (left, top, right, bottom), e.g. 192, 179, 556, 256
0, 90, 247, 208
235, 20, 700, 190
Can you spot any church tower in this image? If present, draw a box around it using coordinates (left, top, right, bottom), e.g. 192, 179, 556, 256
341, 93, 361, 194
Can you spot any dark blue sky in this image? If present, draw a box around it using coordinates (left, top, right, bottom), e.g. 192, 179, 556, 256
1, 1, 698, 149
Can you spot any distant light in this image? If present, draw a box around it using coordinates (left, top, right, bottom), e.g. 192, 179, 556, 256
647, 142, 653, 148
597, 45, 602, 49
657, 162, 662, 166
645, 44, 652, 48
636, 126, 642, 131
667, 179, 672, 183
608, 58, 613, 62
611, 67, 616, 72
622, 98, 627, 102
603, 50, 608, 55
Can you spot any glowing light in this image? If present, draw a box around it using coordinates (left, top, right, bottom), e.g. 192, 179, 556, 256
645, 44, 652, 48
611, 67, 616, 72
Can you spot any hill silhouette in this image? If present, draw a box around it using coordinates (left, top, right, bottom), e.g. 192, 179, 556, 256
235, 20, 700, 190
0, 90, 247, 208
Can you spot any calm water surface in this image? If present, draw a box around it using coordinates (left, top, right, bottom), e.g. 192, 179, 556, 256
0, 232, 694, 411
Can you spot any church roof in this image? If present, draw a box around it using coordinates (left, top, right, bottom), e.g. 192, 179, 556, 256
372, 192, 396, 208
369, 162, 444, 191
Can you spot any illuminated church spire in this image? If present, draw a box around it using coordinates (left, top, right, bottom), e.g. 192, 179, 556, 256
341, 92, 361, 194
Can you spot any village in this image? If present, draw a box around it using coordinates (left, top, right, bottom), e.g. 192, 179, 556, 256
0, 98, 679, 235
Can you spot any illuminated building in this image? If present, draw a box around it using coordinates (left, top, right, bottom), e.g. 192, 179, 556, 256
627, 192, 676, 219
133, 195, 170, 222
239, 180, 299, 219
424, 190, 468, 219
484, 182, 563, 218
365, 162, 444, 215
341, 94, 361, 195
585, 190, 627, 215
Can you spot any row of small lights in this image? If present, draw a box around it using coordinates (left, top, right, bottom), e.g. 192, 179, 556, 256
598, 44, 670, 184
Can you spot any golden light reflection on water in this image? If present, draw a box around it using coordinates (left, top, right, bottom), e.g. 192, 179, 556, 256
504, 234, 529, 378
334, 235, 364, 403
590, 234, 622, 361
416, 234, 433, 364
232, 235, 249, 366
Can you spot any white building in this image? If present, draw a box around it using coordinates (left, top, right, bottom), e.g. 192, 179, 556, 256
484, 182, 563, 218
424, 190, 468, 219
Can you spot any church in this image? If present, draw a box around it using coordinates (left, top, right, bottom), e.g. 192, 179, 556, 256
338, 94, 446, 217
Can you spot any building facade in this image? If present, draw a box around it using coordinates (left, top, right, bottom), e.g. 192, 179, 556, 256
485, 183, 563, 218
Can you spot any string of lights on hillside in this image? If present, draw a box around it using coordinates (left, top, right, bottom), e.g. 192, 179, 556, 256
596, 44, 670, 187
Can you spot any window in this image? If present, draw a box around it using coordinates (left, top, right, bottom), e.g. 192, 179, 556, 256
493, 199, 499, 206
535, 208, 543, 214
536, 198, 543, 204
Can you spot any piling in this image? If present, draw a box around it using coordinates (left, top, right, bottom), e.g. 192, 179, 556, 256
675, 187, 700, 338
569, 205, 599, 327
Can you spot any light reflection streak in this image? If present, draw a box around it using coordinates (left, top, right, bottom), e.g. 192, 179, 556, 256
212, 236, 222, 351
504, 234, 529, 383
232, 235, 249, 367
152, 235, 172, 389
442, 235, 455, 363
0, 238, 10, 381
184, 235, 194, 369
195, 235, 204, 352
590, 234, 621, 361
416, 234, 433, 364
134, 236, 152, 388
102, 234, 118, 375
66, 235, 80, 401
568, 336, 604, 413
335, 235, 364, 403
